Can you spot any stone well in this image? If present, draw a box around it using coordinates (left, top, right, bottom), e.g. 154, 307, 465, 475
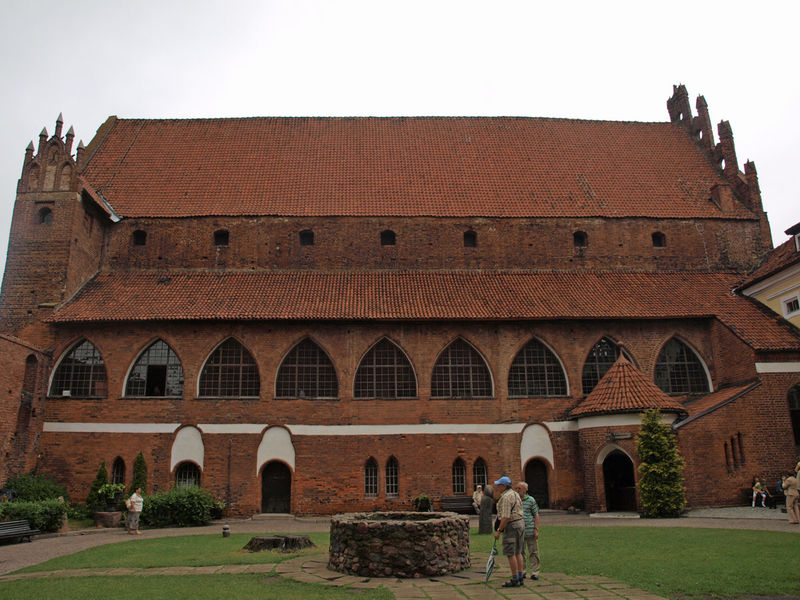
328, 511, 470, 578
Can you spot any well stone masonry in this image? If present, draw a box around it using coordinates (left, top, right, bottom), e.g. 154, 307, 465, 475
328, 511, 470, 578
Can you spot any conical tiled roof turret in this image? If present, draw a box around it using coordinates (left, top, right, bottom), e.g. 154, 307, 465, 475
570, 348, 687, 419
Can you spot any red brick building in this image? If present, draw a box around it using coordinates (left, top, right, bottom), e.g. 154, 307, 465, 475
2, 85, 799, 515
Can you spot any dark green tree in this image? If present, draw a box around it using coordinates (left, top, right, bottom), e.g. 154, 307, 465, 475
636, 408, 686, 517
130, 451, 147, 494
86, 461, 109, 511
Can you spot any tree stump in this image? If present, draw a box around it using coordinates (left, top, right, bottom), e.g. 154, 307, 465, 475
243, 535, 315, 553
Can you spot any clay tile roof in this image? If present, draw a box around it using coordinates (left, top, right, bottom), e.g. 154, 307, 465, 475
569, 354, 687, 418
47, 270, 800, 351
738, 235, 800, 290
673, 380, 762, 428
78, 117, 754, 220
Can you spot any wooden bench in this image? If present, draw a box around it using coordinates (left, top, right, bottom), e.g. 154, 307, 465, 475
441, 496, 475, 514
741, 487, 784, 509
0, 519, 40, 543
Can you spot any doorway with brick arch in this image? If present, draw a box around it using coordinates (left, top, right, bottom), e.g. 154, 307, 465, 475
602, 450, 636, 511
524, 458, 549, 508
261, 461, 291, 513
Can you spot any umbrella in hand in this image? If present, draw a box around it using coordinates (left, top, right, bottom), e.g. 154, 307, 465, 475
485, 537, 498, 582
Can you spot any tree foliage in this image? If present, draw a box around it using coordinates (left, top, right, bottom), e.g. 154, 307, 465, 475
131, 451, 147, 494
636, 409, 686, 517
86, 461, 109, 511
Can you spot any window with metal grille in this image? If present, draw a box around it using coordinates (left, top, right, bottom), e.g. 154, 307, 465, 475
198, 338, 260, 397
111, 457, 126, 485
654, 338, 710, 395
365, 458, 378, 497
431, 338, 492, 398
508, 339, 567, 397
275, 339, 338, 398
354, 339, 417, 398
452, 458, 466, 494
386, 457, 399, 497
175, 462, 201, 488
581, 337, 624, 395
50, 339, 108, 397
473, 458, 488, 489
126, 340, 184, 397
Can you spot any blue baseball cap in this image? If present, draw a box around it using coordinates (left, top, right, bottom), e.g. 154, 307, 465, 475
494, 476, 512, 486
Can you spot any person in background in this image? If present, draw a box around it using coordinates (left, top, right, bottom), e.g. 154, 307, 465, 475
751, 475, 768, 507
515, 481, 541, 581
126, 487, 144, 535
472, 484, 483, 515
492, 476, 525, 588
782, 471, 799, 524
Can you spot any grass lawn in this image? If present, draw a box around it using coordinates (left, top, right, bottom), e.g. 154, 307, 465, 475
6, 526, 800, 599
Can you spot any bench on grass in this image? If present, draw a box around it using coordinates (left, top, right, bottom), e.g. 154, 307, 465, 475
0, 519, 40, 543
441, 496, 475, 514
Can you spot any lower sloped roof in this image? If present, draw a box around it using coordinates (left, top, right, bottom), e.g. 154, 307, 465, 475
47, 270, 800, 351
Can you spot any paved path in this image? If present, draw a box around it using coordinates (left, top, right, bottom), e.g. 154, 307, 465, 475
0, 507, 796, 599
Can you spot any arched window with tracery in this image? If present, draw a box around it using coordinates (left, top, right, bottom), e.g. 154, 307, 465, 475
386, 457, 399, 497
654, 338, 710, 395
50, 340, 108, 397
354, 339, 416, 398
275, 339, 338, 398
126, 340, 184, 397
431, 339, 492, 398
452, 458, 466, 494
112, 457, 126, 485
175, 462, 201, 488
364, 458, 378, 497
581, 337, 627, 395
473, 458, 488, 489
198, 338, 260, 397
509, 339, 567, 397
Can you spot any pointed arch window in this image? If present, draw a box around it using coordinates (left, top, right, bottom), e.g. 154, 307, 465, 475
581, 337, 627, 395
787, 384, 800, 445
386, 457, 399, 497
112, 457, 126, 485
654, 338, 710, 395
199, 338, 260, 397
38, 207, 53, 225
473, 458, 488, 489
364, 458, 378, 497
509, 339, 567, 397
452, 458, 466, 494
275, 338, 338, 398
431, 338, 493, 398
126, 340, 184, 397
50, 340, 107, 397
175, 462, 201, 488
354, 339, 416, 399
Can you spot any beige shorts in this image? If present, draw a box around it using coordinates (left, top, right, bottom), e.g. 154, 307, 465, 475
501, 519, 525, 556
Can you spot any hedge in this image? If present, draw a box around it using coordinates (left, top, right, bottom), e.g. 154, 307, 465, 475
140, 487, 217, 527
0, 499, 67, 532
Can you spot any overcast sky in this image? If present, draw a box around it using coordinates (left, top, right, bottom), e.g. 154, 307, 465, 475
1, 1, 798, 283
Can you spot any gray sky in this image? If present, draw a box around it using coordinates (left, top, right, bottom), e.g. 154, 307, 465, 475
1, 0, 798, 283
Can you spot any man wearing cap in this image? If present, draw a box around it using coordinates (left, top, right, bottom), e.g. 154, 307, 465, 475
492, 475, 525, 587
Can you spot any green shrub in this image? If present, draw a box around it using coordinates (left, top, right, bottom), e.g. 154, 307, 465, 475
0, 499, 67, 532
637, 408, 686, 517
131, 451, 147, 494
86, 462, 109, 511
412, 493, 432, 511
3, 472, 68, 502
66, 503, 93, 520
140, 487, 217, 527
97, 483, 125, 510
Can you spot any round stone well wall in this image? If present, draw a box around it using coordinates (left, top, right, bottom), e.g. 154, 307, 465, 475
328, 511, 470, 578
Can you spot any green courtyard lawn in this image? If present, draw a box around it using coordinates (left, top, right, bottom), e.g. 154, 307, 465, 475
5, 526, 800, 599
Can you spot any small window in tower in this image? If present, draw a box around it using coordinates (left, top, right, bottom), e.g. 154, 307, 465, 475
573, 231, 588, 248
464, 230, 477, 247
652, 232, 666, 247
299, 229, 314, 246
784, 296, 800, 317
38, 207, 52, 225
380, 230, 396, 246
133, 230, 147, 246
214, 229, 229, 246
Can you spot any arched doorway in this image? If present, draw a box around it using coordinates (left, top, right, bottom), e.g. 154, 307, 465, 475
524, 459, 549, 508
261, 461, 291, 513
603, 450, 636, 511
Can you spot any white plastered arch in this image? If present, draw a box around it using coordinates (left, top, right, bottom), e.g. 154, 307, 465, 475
256, 426, 296, 476
170, 426, 204, 472
519, 424, 554, 471
596, 443, 632, 465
